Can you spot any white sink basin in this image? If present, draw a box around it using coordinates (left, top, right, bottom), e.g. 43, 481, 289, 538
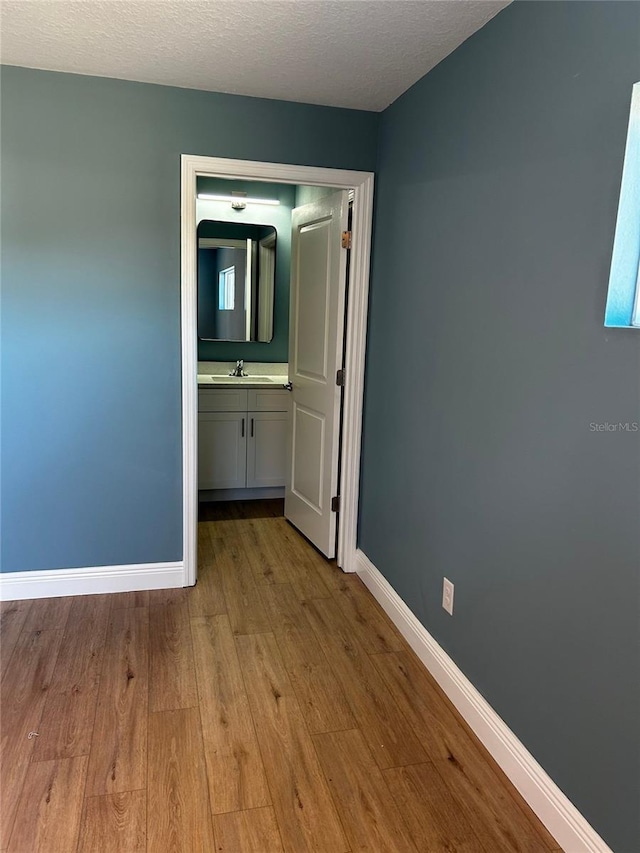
201, 375, 280, 385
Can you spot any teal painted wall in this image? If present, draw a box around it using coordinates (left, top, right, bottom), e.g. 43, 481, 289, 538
360, 3, 640, 850
0, 66, 378, 572
196, 178, 295, 363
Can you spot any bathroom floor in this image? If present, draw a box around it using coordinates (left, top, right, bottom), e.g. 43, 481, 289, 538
0, 501, 561, 851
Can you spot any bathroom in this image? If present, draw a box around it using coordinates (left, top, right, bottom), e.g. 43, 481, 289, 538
195, 174, 351, 559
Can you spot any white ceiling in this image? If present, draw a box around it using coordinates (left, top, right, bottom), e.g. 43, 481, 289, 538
0, 1, 509, 112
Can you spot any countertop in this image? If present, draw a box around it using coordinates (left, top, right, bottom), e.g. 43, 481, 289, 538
197, 361, 289, 389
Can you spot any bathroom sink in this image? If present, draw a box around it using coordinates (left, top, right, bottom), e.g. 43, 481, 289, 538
205, 375, 279, 384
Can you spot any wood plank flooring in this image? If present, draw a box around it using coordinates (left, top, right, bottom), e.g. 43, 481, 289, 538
0, 500, 561, 852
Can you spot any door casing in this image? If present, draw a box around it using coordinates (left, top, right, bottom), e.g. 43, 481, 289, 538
180, 154, 375, 586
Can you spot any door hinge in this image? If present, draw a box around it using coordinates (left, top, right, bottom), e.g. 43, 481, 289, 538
331, 495, 341, 513
336, 368, 345, 387
341, 230, 352, 250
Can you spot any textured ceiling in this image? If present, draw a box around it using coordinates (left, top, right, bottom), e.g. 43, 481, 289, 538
0, 1, 509, 111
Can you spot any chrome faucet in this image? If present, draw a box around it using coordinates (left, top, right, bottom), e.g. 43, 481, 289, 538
229, 359, 247, 377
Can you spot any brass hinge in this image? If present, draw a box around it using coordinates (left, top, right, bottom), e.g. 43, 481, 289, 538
341, 230, 352, 250
336, 368, 345, 387
331, 496, 340, 513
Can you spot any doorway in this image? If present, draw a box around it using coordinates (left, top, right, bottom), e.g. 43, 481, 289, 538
181, 155, 374, 587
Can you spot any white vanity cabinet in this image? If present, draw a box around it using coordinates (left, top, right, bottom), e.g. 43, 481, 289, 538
198, 387, 289, 495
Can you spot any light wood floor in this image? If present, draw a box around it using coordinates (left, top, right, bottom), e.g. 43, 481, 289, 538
0, 500, 561, 852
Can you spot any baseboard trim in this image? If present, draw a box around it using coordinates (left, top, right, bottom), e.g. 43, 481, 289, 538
0, 561, 184, 601
355, 549, 613, 853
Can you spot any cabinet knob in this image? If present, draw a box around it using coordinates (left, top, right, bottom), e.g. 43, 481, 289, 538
283, 382, 293, 392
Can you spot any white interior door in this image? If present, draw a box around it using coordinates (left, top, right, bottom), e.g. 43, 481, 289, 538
285, 190, 349, 558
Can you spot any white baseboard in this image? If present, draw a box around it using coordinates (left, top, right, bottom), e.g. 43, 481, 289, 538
0, 561, 184, 601
355, 549, 613, 853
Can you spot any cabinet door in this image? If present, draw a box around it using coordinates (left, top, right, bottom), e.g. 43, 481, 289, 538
198, 412, 247, 490
246, 411, 288, 488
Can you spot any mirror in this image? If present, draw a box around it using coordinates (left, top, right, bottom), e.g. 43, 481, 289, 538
197, 220, 277, 342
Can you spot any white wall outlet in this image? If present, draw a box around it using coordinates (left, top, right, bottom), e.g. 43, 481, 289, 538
442, 577, 455, 616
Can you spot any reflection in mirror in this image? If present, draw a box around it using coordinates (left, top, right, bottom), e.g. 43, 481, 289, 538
197, 220, 277, 342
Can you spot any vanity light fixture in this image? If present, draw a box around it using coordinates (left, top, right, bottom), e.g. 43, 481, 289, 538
197, 193, 280, 207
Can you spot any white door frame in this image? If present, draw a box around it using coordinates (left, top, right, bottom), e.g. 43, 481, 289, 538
181, 154, 374, 586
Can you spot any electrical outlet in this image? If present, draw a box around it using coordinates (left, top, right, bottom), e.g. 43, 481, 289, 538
442, 577, 455, 616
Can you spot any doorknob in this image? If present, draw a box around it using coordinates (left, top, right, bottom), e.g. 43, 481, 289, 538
283, 382, 293, 392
